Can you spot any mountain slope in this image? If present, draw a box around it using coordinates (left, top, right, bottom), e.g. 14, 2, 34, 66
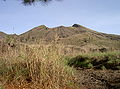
0, 31, 7, 40
17, 24, 120, 52
18, 24, 94, 43
1, 24, 120, 54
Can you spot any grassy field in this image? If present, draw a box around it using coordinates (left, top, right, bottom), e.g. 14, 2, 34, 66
0, 43, 79, 89
0, 40, 120, 89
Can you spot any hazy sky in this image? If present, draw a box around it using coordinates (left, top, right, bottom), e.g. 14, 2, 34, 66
0, 0, 120, 35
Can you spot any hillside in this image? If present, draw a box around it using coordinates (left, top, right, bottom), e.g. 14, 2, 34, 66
0, 24, 120, 89
0, 24, 120, 54
18, 24, 93, 43
0, 32, 7, 40
17, 24, 120, 54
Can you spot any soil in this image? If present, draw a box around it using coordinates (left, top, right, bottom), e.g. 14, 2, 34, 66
76, 69, 120, 89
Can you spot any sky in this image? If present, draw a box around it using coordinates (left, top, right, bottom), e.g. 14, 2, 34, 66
0, 0, 120, 35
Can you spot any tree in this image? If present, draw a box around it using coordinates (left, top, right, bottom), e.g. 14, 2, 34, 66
3, 0, 58, 5
23, 0, 52, 5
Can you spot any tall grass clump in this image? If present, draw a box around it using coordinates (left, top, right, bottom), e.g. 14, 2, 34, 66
0, 43, 79, 89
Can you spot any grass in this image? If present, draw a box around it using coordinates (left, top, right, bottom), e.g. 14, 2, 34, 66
0, 87, 4, 89
67, 51, 120, 70
0, 43, 79, 89
0, 38, 120, 89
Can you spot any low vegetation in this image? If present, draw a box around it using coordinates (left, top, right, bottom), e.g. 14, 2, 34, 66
0, 25, 120, 89
67, 52, 120, 70
0, 44, 79, 89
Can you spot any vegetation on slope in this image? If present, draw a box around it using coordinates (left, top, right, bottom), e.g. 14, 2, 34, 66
1, 24, 120, 54
17, 25, 120, 53
67, 52, 120, 70
0, 24, 120, 89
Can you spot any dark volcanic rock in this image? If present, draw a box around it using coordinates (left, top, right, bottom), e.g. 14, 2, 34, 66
72, 24, 81, 27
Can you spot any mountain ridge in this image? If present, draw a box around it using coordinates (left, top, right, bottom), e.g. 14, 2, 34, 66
0, 24, 120, 54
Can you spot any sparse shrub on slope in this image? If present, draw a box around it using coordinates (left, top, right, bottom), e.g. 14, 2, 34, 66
67, 52, 120, 70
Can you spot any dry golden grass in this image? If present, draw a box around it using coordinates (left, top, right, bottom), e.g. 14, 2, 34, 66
0, 43, 79, 89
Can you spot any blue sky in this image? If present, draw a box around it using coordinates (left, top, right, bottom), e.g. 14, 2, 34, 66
0, 0, 120, 35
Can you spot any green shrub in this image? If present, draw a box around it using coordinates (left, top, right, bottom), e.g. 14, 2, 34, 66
101, 66, 106, 70
67, 52, 120, 70
0, 86, 4, 89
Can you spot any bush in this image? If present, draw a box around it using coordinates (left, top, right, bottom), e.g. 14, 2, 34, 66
67, 52, 120, 70
0, 44, 78, 89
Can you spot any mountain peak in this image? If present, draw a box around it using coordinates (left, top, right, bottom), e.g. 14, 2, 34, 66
38, 25, 47, 28
72, 24, 81, 27
31, 25, 48, 31
57, 26, 65, 28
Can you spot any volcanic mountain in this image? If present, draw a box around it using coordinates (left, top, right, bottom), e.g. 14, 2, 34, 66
1, 24, 120, 54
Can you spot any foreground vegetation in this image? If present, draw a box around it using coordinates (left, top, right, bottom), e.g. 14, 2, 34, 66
0, 43, 79, 89
0, 40, 120, 89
